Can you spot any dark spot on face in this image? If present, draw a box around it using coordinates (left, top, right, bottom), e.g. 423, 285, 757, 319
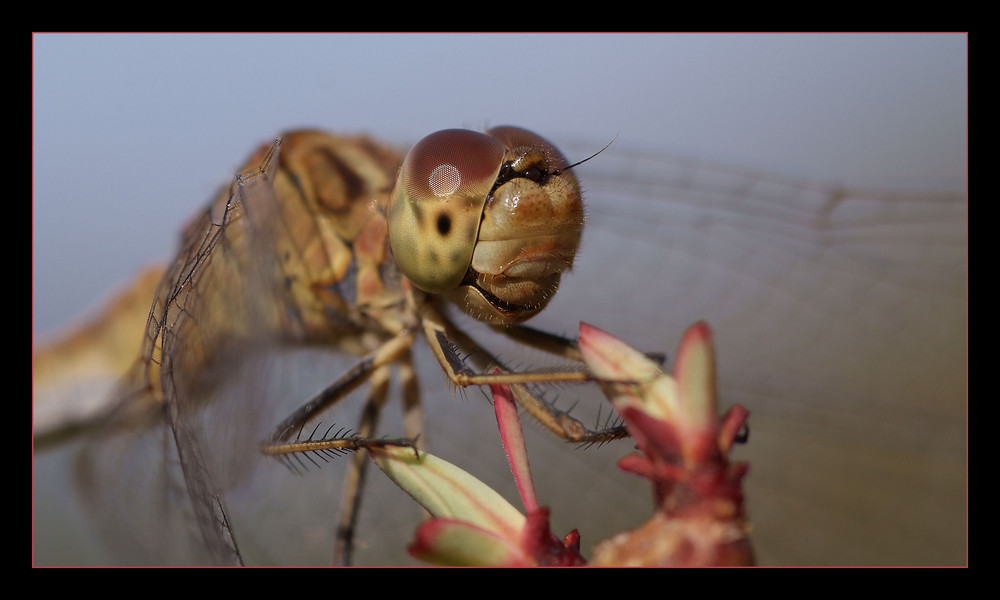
437, 213, 451, 236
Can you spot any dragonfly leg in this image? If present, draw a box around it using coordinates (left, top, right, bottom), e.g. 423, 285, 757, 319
489, 323, 584, 362
264, 327, 418, 444
397, 349, 424, 444
330, 348, 424, 565
257, 328, 419, 565
495, 323, 667, 366
333, 363, 391, 566
418, 303, 629, 445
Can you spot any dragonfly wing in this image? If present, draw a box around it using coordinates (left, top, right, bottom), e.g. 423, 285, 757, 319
72, 140, 303, 564
525, 144, 966, 565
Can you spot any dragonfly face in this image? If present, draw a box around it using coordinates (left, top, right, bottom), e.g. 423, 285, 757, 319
388, 126, 584, 325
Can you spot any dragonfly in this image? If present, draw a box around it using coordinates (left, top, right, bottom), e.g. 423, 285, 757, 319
34, 127, 641, 566
32, 127, 967, 566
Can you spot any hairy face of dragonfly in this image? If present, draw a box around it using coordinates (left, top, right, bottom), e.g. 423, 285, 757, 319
388, 126, 584, 325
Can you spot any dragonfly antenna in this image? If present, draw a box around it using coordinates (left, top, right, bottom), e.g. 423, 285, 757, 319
558, 133, 618, 174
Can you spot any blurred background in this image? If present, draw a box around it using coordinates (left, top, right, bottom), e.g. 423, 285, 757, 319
33, 33, 966, 566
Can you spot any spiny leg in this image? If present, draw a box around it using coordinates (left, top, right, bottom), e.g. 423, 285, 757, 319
265, 327, 417, 444
257, 328, 419, 565
489, 323, 584, 362
418, 303, 629, 444
480, 323, 734, 451
494, 322, 667, 366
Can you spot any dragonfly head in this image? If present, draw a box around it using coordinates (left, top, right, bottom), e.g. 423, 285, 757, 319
388, 127, 585, 326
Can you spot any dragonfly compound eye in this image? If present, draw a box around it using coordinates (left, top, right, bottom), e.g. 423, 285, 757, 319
388, 129, 505, 294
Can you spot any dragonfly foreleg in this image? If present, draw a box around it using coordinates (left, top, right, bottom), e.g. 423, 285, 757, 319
490, 323, 584, 362
419, 303, 629, 445
496, 323, 667, 367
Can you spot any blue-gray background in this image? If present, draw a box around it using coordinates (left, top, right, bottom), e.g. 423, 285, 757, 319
33, 33, 967, 566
